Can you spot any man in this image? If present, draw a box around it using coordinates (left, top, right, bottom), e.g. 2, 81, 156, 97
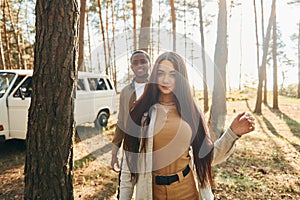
111, 50, 151, 172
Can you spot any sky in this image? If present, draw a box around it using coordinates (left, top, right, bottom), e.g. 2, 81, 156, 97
180, 0, 300, 90
225, 0, 299, 89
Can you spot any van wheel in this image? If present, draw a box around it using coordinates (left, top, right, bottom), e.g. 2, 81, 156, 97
95, 111, 109, 128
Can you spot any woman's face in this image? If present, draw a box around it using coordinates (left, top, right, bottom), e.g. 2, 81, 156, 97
157, 60, 176, 95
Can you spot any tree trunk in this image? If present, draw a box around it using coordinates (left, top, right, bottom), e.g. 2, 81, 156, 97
19, 30, 28, 69
24, 0, 79, 199
261, 0, 268, 104
157, 0, 161, 54
17, 4, 29, 70
253, 0, 260, 70
86, 10, 92, 72
2, 1, 12, 69
198, 0, 209, 113
78, 0, 86, 71
111, 0, 117, 89
263, 67, 268, 104
105, 1, 112, 77
261, 0, 265, 40
209, 0, 227, 138
254, 0, 276, 114
170, 0, 176, 51
97, 0, 108, 74
0, 29, 5, 70
139, 0, 152, 52
272, 13, 278, 109
133, 0, 137, 50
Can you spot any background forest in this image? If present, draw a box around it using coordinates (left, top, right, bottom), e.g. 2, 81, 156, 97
0, 0, 299, 96
0, 0, 300, 199
1, 0, 299, 135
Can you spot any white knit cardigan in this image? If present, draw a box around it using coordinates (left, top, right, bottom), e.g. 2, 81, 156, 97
119, 104, 239, 200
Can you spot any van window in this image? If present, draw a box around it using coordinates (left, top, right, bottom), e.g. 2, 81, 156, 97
0, 72, 16, 98
88, 78, 98, 91
13, 77, 33, 98
106, 78, 113, 90
77, 79, 86, 91
97, 78, 108, 90
9, 75, 25, 96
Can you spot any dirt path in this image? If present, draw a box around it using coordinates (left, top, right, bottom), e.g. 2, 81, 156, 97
73, 125, 118, 200
214, 97, 300, 199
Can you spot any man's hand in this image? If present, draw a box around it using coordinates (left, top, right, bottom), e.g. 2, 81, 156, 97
111, 155, 120, 172
111, 146, 120, 172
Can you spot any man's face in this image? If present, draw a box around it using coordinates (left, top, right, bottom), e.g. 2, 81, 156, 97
131, 53, 149, 79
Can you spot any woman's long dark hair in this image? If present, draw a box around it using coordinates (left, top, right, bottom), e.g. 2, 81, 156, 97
123, 51, 214, 187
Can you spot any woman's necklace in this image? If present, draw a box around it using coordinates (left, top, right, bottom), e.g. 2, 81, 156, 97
158, 101, 176, 115
158, 101, 176, 106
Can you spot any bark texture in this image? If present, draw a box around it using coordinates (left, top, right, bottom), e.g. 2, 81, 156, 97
24, 1, 79, 199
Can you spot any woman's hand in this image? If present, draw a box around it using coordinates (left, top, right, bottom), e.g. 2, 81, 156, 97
230, 112, 255, 137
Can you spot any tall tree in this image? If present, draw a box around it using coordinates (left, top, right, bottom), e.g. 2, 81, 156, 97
133, 0, 137, 50
260, 0, 265, 40
86, 9, 92, 72
97, 0, 108, 74
111, 0, 117, 89
253, 0, 260, 70
254, 0, 276, 114
0, 29, 5, 70
209, 0, 228, 138
261, 0, 268, 104
157, 0, 161, 54
197, 0, 209, 113
24, 0, 79, 198
139, 0, 152, 52
2, 0, 12, 69
105, 1, 112, 77
272, 14, 278, 109
170, 0, 176, 51
78, 0, 86, 71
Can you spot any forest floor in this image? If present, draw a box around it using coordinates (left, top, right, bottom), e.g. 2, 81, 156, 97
0, 91, 299, 200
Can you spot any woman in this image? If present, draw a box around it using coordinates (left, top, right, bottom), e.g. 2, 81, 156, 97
120, 51, 255, 200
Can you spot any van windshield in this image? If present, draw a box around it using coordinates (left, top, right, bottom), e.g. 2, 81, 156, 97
0, 72, 16, 98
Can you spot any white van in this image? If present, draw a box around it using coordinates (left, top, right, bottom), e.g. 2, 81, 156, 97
0, 70, 117, 142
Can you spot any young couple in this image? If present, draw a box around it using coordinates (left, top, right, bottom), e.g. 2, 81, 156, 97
111, 50, 255, 200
